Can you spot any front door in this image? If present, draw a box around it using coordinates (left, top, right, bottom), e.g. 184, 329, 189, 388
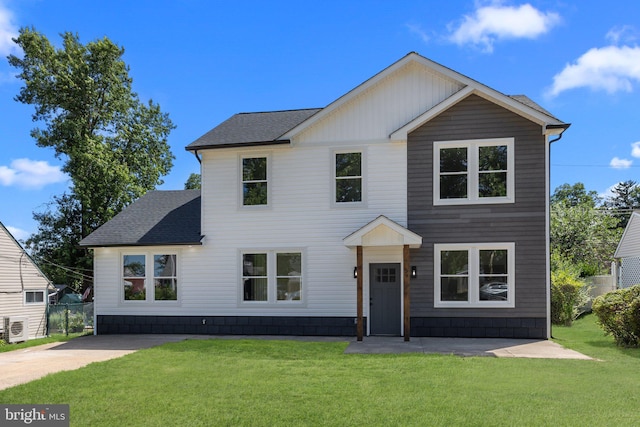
369, 263, 401, 336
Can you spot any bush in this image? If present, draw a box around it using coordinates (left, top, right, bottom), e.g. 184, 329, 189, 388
592, 285, 640, 347
49, 309, 85, 334
551, 267, 590, 326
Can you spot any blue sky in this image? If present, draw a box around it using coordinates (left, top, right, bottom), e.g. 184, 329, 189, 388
1, 0, 640, 241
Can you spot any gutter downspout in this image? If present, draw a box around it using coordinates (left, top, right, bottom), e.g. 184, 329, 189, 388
192, 150, 202, 164
546, 124, 570, 339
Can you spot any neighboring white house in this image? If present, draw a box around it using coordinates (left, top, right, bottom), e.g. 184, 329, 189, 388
81, 52, 569, 340
0, 222, 54, 341
614, 211, 640, 288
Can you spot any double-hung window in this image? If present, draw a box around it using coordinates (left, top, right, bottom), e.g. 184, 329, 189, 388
154, 255, 177, 301
123, 253, 178, 302
242, 253, 268, 301
435, 243, 515, 308
335, 152, 363, 203
242, 251, 302, 304
434, 138, 514, 205
123, 255, 146, 301
242, 156, 268, 206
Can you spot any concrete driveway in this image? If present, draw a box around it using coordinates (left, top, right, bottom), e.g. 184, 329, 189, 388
0, 335, 187, 391
0, 334, 592, 391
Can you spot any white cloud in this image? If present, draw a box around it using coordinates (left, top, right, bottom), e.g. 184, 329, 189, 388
0, 158, 67, 189
5, 225, 30, 242
548, 45, 640, 97
448, 3, 560, 53
599, 183, 619, 201
606, 25, 639, 45
631, 141, 640, 158
406, 23, 430, 44
610, 157, 633, 169
0, 1, 18, 56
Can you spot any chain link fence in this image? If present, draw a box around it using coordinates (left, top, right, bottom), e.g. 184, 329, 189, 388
47, 302, 94, 335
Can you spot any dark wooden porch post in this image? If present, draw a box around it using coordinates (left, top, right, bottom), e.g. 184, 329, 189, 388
403, 244, 411, 342
357, 245, 363, 341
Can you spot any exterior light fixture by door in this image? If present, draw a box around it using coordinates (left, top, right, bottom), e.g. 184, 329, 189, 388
353, 267, 358, 279
411, 266, 417, 278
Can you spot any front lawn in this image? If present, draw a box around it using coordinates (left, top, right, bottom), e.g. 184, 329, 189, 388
0, 315, 637, 426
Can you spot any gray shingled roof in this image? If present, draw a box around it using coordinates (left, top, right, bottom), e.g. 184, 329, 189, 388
186, 108, 321, 151
79, 190, 202, 247
508, 95, 560, 121
187, 97, 562, 153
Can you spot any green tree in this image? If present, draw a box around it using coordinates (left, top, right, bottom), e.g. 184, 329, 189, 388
9, 28, 175, 286
551, 182, 600, 207
27, 194, 91, 287
550, 195, 621, 276
184, 173, 201, 190
603, 180, 640, 229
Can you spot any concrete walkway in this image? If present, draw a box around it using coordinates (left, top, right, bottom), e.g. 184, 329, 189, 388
344, 336, 594, 359
0, 334, 592, 391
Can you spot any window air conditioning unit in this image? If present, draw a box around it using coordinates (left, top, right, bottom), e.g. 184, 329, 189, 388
4, 316, 28, 344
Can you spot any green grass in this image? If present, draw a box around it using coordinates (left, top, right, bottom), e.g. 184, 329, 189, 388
0, 315, 638, 426
0, 332, 89, 353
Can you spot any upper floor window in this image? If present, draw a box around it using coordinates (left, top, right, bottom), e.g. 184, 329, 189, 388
434, 138, 514, 205
335, 152, 362, 203
242, 156, 268, 206
434, 243, 515, 308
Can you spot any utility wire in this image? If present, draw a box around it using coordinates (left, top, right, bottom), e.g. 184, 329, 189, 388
552, 163, 640, 168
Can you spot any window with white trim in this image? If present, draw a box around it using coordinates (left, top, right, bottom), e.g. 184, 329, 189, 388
334, 151, 363, 203
242, 251, 302, 304
242, 156, 268, 206
154, 255, 177, 301
122, 253, 179, 302
25, 290, 45, 305
434, 138, 514, 205
434, 243, 515, 308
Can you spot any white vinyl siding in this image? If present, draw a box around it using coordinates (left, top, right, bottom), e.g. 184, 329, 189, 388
92, 138, 407, 318
0, 225, 51, 339
298, 61, 464, 143
615, 212, 640, 258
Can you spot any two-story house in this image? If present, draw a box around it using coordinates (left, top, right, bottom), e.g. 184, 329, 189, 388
80, 52, 569, 340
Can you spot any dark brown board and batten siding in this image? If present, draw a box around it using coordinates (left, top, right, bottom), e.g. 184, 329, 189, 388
408, 94, 547, 321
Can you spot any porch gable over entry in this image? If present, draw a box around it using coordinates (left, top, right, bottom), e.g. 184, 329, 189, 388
343, 215, 422, 249
344, 216, 422, 342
